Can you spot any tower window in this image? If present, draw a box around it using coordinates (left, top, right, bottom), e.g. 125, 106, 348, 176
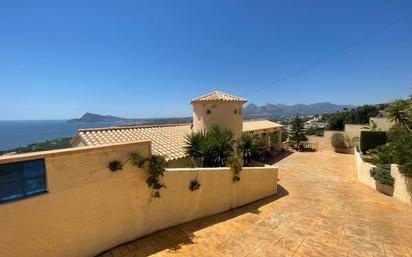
234, 109, 238, 114
206, 109, 211, 114
239, 109, 242, 115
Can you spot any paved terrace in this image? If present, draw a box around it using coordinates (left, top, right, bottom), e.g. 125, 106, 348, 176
98, 150, 412, 257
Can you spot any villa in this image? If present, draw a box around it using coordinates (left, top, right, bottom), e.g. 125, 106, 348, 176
1, 91, 411, 257
71, 91, 283, 167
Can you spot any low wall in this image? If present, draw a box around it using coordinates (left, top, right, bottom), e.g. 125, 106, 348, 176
391, 164, 412, 204
354, 148, 377, 189
0, 142, 278, 257
354, 149, 412, 205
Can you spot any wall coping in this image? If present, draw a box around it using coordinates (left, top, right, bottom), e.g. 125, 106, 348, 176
166, 166, 278, 172
0, 140, 151, 165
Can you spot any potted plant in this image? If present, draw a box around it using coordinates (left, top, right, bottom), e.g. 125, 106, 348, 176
370, 164, 394, 196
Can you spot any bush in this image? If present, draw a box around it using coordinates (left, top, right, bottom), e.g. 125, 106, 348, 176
366, 126, 412, 177
331, 133, 346, 148
370, 164, 394, 186
360, 131, 387, 153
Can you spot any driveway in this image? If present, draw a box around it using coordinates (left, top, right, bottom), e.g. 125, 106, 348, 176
98, 150, 412, 257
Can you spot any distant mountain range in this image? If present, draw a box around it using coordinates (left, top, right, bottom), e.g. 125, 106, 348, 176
69, 102, 354, 124
243, 102, 355, 119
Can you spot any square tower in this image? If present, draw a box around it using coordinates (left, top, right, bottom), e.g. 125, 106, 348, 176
190, 91, 247, 139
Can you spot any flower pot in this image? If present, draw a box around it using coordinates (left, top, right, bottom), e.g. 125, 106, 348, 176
375, 181, 394, 196
334, 147, 354, 154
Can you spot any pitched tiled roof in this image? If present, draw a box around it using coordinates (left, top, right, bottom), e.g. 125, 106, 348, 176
72, 120, 282, 161
243, 120, 283, 133
73, 124, 192, 161
190, 91, 247, 104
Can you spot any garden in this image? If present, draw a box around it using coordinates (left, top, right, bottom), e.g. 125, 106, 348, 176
358, 98, 412, 196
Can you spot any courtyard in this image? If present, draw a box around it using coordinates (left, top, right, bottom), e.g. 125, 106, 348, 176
98, 149, 412, 257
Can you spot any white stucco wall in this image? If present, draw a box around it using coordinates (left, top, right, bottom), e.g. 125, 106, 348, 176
354, 149, 411, 204
192, 101, 244, 138
391, 164, 412, 205
344, 124, 367, 140
370, 117, 395, 131
0, 142, 278, 257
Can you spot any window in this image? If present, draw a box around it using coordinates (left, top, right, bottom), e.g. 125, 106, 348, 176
206, 109, 211, 114
239, 109, 242, 115
234, 109, 238, 114
0, 159, 47, 203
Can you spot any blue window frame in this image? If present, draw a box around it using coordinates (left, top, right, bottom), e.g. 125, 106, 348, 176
0, 159, 47, 203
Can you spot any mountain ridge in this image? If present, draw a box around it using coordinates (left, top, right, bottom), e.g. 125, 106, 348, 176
244, 102, 355, 119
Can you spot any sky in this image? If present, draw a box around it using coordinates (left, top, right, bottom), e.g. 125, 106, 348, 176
0, 0, 411, 120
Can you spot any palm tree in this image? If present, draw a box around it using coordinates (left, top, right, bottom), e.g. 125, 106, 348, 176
386, 99, 411, 131
208, 125, 235, 167
184, 125, 235, 167
184, 131, 208, 167
237, 133, 259, 166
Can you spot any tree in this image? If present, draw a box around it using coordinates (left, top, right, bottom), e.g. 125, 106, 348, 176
237, 133, 259, 166
289, 115, 308, 149
185, 125, 234, 167
386, 99, 411, 131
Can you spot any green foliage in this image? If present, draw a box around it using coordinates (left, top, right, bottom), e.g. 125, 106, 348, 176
387, 126, 412, 177
108, 160, 123, 172
237, 133, 260, 166
344, 105, 380, 124
366, 126, 412, 177
146, 155, 167, 197
385, 99, 411, 131
327, 105, 380, 130
228, 154, 242, 183
370, 164, 394, 186
289, 115, 308, 148
331, 133, 346, 148
327, 112, 347, 130
0, 137, 72, 155
189, 179, 201, 191
131, 153, 146, 167
360, 131, 387, 153
185, 125, 234, 167
306, 127, 324, 136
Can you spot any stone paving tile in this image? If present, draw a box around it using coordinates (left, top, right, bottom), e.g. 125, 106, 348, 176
97, 150, 412, 257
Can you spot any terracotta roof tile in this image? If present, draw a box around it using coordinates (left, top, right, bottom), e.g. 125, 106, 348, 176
190, 91, 247, 103
73, 120, 282, 161
74, 124, 192, 161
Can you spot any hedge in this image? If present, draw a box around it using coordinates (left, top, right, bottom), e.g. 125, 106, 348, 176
360, 131, 387, 153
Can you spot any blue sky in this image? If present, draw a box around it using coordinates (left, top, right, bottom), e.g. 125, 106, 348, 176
0, 0, 411, 120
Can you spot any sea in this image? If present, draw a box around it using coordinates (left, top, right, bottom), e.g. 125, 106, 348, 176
0, 120, 121, 151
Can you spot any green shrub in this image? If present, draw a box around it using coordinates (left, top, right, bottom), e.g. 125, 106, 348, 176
370, 164, 394, 186
360, 131, 387, 153
331, 133, 346, 148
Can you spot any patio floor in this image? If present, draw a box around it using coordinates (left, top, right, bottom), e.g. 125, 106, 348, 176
98, 150, 412, 257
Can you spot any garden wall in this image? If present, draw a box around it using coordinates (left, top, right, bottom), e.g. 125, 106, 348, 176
354, 149, 411, 205
344, 124, 367, 140
0, 142, 278, 257
391, 164, 412, 205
